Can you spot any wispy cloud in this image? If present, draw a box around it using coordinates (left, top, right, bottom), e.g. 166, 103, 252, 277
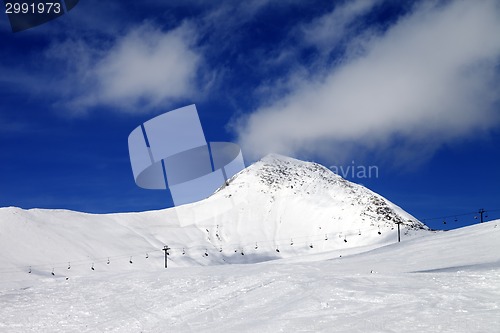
236, 0, 500, 164
1, 0, 278, 116
45, 22, 202, 113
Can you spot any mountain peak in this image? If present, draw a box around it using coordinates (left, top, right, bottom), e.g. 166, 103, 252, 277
232, 153, 346, 195
259, 153, 327, 171
260, 153, 302, 163
214, 154, 427, 233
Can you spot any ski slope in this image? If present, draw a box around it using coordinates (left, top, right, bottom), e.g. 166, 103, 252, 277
0, 155, 497, 332
0, 220, 498, 332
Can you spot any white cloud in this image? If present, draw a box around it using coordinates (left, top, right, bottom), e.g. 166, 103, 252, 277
96, 23, 200, 110
49, 22, 202, 113
236, 0, 500, 164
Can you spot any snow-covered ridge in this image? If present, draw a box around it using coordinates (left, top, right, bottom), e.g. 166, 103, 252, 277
216, 153, 426, 230
0, 154, 430, 288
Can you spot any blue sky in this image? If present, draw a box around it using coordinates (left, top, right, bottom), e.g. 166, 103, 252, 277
1, 0, 499, 230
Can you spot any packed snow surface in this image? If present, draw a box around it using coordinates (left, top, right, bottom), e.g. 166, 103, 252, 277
0, 155, 498, 332
0, 221, 498, 332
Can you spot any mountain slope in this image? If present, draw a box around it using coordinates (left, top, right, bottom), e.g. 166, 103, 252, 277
180, 153, 428, 256
1, 220, 498, 332
0, 154, 430, 287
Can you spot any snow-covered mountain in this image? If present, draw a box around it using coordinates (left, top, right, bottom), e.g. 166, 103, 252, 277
2, 154, 499, 332
166, 153, 429, 258
0, 154, 429, 287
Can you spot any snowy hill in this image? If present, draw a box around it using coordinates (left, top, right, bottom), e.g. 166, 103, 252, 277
0, 154, 429, 285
